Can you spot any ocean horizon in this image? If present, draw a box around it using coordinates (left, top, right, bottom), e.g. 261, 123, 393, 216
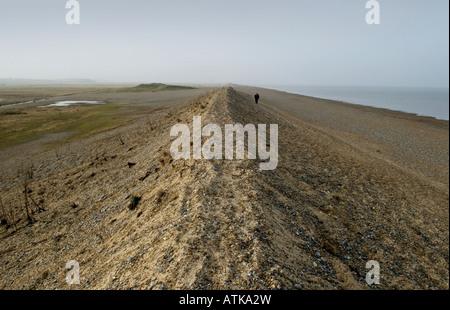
267, 85, 449, 121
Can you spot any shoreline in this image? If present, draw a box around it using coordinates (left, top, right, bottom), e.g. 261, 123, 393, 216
234, 84, 449, 187
233, 84, 449, 126
257, 85, 450, 122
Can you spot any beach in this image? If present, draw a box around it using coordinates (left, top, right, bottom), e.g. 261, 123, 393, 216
0, 85, 448, 290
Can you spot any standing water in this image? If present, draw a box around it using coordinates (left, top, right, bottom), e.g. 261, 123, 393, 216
270, 86, 449, 121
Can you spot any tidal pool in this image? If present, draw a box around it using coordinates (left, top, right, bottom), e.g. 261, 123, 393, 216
42, 101, 105, 107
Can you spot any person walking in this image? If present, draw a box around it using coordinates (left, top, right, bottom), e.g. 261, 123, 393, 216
254, 93, 260, 104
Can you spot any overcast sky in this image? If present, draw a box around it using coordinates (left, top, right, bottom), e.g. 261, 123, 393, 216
0, 0, 448, 87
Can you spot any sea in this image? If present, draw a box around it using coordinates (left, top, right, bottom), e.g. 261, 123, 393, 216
269, 86, 449, 121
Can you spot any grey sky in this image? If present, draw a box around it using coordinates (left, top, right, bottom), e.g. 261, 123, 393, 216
0, 0, 448, 87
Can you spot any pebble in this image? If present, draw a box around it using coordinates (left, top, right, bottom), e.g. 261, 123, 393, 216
295, 284, 303, 290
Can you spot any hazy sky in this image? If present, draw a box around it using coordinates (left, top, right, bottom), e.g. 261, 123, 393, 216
0, 0, 448, 87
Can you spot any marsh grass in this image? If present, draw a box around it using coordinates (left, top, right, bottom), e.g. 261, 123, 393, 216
0, 196, 17, 230
0, 104, 129, 151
